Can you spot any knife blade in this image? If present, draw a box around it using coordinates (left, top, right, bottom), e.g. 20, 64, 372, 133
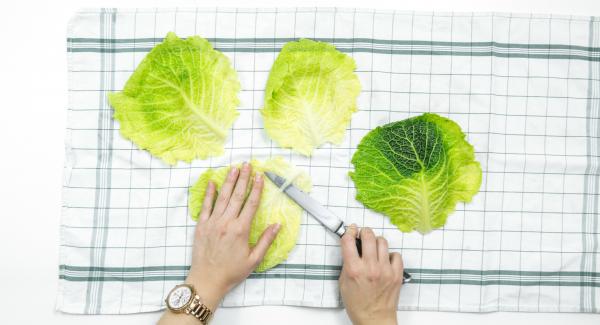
264, 171, 411, 283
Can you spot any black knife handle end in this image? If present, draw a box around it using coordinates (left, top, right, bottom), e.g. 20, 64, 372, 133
355, 238, 362, 257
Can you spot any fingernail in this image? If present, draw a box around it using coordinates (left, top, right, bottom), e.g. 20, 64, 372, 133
255, 172, 263, 182
272, 223, 281, 234
242, 161, 249, 170
229, 166, 238, 176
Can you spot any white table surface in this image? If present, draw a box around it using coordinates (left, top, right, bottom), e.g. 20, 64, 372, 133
1, 0, 600, 324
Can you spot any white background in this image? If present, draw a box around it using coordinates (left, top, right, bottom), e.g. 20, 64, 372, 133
1, 0, 600, 324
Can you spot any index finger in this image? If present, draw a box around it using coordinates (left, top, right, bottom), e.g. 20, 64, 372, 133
223, 162, 252, 219
341, 224, 360, 264
360, 227, 377, 265
211, 166, 239, 217
238, 172, 264, 226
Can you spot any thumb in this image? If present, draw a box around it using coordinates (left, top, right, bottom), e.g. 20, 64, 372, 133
250, 223, 281, 266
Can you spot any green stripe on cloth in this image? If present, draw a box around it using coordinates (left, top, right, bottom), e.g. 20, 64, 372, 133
67, 37, 600, 52
59, 264, 600, 277
84, 8, 117, 315
67, 47, 600, 61
66, 38, 600, 61
581, 16, 600, 313
59, 264, 600, 285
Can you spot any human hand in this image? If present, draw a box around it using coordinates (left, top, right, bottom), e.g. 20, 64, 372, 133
339, 225, 404, 325
185, 163, 281, 311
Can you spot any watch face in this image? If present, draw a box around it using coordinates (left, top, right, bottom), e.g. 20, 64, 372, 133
168, 286, 192, 310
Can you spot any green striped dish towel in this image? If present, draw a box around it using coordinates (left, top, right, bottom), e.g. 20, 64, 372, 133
58, 8, 600, 314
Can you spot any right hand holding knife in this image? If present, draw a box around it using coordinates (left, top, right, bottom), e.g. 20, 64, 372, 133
339, 224, 404, 325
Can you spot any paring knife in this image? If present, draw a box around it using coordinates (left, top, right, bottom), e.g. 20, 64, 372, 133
264, 171, 412, 284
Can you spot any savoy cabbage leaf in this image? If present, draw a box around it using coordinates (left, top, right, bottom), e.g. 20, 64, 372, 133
189, 157, 311, 272
108, 32, 240, 165
349, 113, 482, 234
261, 39, 361, 156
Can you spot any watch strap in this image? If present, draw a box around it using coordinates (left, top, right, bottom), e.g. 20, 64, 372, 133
184, 294, 212, 324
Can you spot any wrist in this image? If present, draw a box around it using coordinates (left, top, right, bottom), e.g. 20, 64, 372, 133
185, 275, 226, 311
353, 314, 397, 325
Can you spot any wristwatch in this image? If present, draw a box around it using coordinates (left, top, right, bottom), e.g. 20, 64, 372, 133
165, 284, 213, 324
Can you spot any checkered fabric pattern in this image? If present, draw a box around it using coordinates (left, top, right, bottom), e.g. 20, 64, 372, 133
58, 8, 600, 314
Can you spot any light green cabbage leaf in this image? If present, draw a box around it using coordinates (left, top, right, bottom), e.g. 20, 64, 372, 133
350, 113, 482, 234
108, 32, 240, 165
261, 39, 361, 156
189, 157, 311, 272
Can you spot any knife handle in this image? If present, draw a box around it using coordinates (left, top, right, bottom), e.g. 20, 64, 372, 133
354, 237, 412, 283
355, 237, 363, 257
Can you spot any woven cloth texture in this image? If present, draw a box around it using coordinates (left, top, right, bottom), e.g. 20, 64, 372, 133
58, 8, 600, 314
